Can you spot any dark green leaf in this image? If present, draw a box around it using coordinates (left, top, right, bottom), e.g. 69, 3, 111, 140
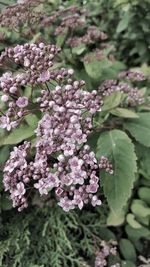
119, 239, 136, 262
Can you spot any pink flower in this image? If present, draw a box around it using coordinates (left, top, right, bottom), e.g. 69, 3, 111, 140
1, 94, 9, 102
91, 195, 102, 207
14, 182, 26, 199
38, 71, 51, 83
86, 183, 99, 193
69, 156, 83, 170
16, 97, 28, 108
24, 58, 30, 67
0, 116, 17, 131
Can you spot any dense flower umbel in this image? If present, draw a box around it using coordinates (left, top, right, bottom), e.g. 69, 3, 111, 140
98, 70, 147, 107
0, 43, 61, 130
41, 3, 114, 60
3, 142, 112, 211
0, 0, 43, 32
3, 142, 31, 211
67, 26, 108, 48
1, 43, 113, 212
3, 139, 113, 211
118, 70, 146, 81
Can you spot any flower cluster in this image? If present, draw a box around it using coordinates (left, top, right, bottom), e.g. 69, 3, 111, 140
0, 1, 114, 68
0, 43, 60, 130
67, 26, 108, 48
98, 71, 146, 106
2, 43, 113, 212
0, 0, 43, 32
3, 141, 31, 211
95, 240, 120, 267
3, 140, 112, 212
55, 13, 85, 36
41, 6, 79, 27
41, 4, 114, 62
118, 70, 146, 81
0, 43, 60, 77
83, 48, 115, 64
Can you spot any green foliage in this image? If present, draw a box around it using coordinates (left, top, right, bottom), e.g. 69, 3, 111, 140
111, 108, 139, 118
135, 143, 150, 180
86, 0, 150, 66
96, 130, 137, 213
0, 205, 113, 267
124, 113, 150, 147
119, 239, 137, 262
84, 58, 111, 81
101, 92, 123, 112
114, 1, 150, 66
107, 209, 125, 226
138, 187, 150, 205
0, 124, 35, 146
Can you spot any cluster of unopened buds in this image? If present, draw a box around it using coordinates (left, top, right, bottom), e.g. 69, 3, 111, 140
83, 47, 115, 64
67, 26, 108, 48
0, 0, 43, 31
42, 3, 112, 62
98, 70, 146, 106
1, 43, 113, 212
0, 1, 114, 66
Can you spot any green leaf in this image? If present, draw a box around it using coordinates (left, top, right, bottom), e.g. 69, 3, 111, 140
98, 227, 116, 241
119, 239, 136, 262
0, 124, 35, 145
107, 209, 125, 226
126, 213, 142, 229
72, 44, 86, 55
56, 28, 68, 47
116, 11, 131, 33
0, 172, 3, 192
140, 178, 150, 187
136, 215, 149, 226
121, 260, 136, 267
131, 199, 150, 218
25, 114, 39, 128
102, 92, 123, 112
0, 146, 10, 164
138, 187, 150, 205
125, 224, 150, 241
124, 113, 150, 147
24, 86, 32, 98
96, 130, 137, 213
138, 87, 147, 97
111, 108, 139, 118
135, 143, 150, 179
87, 132, 100, 153
136, 42, 147, 56
1, 196, 12, 211
84, 58, 111, 81
30, 32, 42, 43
